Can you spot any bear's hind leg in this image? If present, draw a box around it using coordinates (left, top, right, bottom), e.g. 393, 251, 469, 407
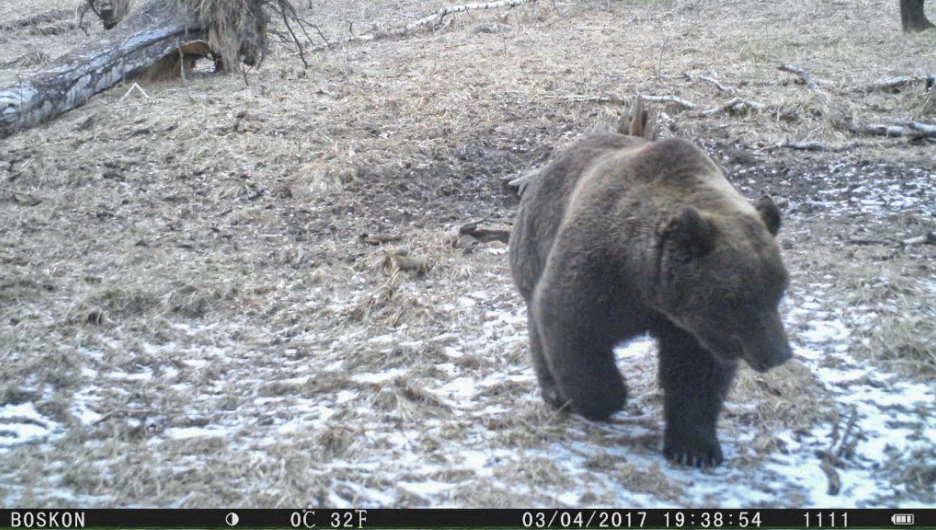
656, 322, 737, 467
527, 309, 569, 409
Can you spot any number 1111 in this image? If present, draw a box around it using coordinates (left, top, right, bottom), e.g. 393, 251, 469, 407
804, 511, 849, 527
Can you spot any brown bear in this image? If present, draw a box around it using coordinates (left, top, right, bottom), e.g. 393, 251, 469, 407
508, 99, 792, 467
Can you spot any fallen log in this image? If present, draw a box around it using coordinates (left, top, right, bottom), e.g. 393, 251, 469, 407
0, 0, 289, 139
0, 0, 208, 138
459, 218, 511, 243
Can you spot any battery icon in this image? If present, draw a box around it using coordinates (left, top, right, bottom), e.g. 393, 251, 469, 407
892, 513, 914, 525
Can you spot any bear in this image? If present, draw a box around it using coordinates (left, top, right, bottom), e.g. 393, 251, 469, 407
507, 99, 793, 467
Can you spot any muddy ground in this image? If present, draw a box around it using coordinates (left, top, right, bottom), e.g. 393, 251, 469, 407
1, 0, 935, 508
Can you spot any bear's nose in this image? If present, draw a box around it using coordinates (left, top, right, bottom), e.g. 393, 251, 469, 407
745, 313, 793, 372
764, 340, 793, 370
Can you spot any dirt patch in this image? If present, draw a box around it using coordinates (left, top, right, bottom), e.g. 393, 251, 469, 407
1, 0, 934, 508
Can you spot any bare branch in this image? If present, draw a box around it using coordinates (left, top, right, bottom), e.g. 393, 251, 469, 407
118, 82, 150, 102
0, 186, 48, 202
415, 0, 537, 28
903, 232, 936, 245
783, 140, 827, 151
360, 233, 404, 245
311, 0, 538, 52
77, 1, 93, 34
778, 64, 822, 92
307, 21, 331, 47
698, 97, 766, 117
847, 120, 936, 139
866, 74, 935, 92
550, 93, 771, 119
548, 93, 701, 112
278, 5, 308, 69
844, 232, 936, 247
848, 237, 899, 246
848, 122, 911, 137
902, 119, 936, 135
640, 95, 697, 110
459, 218, 511, 243
758, 139, 865, 154
545, 94, 628, 105
270, 0, 318, 67
688, 73, 732, 94
819, 455, 842, 495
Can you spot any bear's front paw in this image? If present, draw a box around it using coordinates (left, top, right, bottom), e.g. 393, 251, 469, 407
663, 427, 723, 468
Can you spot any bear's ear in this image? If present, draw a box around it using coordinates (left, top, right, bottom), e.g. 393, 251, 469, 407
756, 195, 782, 236
668, 206, 716, 257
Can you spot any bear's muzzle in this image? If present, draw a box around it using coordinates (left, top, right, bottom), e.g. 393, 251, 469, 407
743, 311, 793, 373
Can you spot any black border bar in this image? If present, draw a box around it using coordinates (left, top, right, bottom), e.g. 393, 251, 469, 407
2, 509, 934, 529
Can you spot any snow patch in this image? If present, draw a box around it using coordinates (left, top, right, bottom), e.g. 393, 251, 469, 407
352, 368, 409, 384
0, 403, 61, 450
164, 425, 234, 440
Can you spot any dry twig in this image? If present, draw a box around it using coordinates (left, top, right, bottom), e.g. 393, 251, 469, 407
312, 0, 538, 52
865, 74, 936, 93
699, 97, 765, 117
404, 0, 537, 32
848, 237, 898, 246
119, 82, 150, 102
641, 95, 767, 117
846, 120, 936, 139
778, 64, 822, 91
817, 406, 859, 496
360, 233, 404, 246
759, 139, 863, 154
902, 232, 936, 246
689, 73, 732, 94
550, 93, 770, 121
641, 95, 697, 110
847, 231, 936, 247
0, 186, 48, 203
459, 218, 511, 243
782, 140, 827, 151
276, 2, 309, 69
546, 94, 628, 105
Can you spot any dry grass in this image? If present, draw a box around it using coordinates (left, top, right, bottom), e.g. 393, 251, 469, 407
733, 359, 832, 426
840, 270, 936, 374
1, 0, 934, 508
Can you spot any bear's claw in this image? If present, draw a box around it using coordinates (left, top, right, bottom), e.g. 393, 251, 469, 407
664, 433, 724, 468
541, 387, 570, 410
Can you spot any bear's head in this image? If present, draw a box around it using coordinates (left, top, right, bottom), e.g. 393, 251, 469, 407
654, 195, 793, 372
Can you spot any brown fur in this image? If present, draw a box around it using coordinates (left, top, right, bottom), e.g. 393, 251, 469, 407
508, 102, 792, 467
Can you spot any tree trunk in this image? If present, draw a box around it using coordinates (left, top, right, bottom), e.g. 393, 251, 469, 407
901, 0, 935, 32
0, 0, 205, 139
